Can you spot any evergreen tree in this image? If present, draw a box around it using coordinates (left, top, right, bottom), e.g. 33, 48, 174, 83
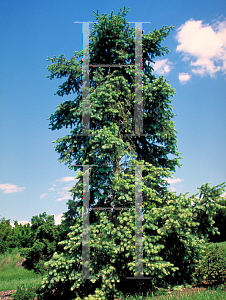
38, 7, 225, 300
47, 6, 181, 227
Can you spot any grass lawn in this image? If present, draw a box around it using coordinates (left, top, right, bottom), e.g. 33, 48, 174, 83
215, 241, 226, 248
125, 288, 226, 299
0, 248, 43, 291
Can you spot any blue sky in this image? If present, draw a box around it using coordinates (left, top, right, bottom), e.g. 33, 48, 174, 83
0, 0, 225, 226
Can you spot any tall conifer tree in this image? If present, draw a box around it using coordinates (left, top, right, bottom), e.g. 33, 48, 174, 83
38, 7, 225, 300
47, 6, 181, 227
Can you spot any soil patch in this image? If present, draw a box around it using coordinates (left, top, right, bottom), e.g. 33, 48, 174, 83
0, 290, 16, 300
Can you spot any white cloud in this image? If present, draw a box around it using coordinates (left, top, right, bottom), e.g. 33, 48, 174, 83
19, 220, 31, 225
56, 195, 70, 202
164, 177, 184, 184
48, 187, 55, 192
60, 186, 74, 191
10, 221, 31, 227
0, 183, 25, 194
56, 185, 73, 202
176, 17, 226, 77
162, 177, 184, 194
59, 177, 77, 182
40, 178, 77, 202
146, 59, 173, 75
178, 72, 191, 84
54, 213, 63, 225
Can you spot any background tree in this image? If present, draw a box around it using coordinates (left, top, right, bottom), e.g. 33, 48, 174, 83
37, 7, 225, 300
21, 212, 60, 275
0, 217, 12, 253
203, 196, 226, 243
0, 217, 32, 253
190, 183, 226, 241
10, 221, 32, 249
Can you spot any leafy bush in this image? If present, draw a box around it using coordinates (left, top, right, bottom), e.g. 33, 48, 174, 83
11, 285, 37, 300
208, 199, 226, 243
0, 217, 32, 253
21, 212, 60, 275
0, 218, 12, 253
192, 243, 226, 285
10, 221, 32, 249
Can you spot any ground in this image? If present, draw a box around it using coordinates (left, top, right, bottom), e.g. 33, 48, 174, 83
0, 280, 222, 300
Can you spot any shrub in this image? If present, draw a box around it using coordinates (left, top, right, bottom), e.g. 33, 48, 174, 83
208, 199, 226, 243
21, 212, 59, 275
11, 285, 37, 300
192, 243, 226, 286
0, 218, 12, 254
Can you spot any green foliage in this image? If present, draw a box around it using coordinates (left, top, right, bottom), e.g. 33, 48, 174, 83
0, 217, 11, 253
192, 243, 226, 286
11, 285, 37, 300
58, 200, 80, 244
208, 199, 226, 243
37, 6, 226, 300
21, 212, 59, 275
0, 217, 32, 253
10, 221, 32, 249
191, 183, 226, 242
157, 182, 226, 286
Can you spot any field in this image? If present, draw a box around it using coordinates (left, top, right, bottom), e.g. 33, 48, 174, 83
0, 244, 226, 299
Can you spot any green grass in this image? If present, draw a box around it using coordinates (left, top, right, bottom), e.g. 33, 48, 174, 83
215, 241, 226, 248
123, 292, 225, 299
123, 288, 226, 299
0, 248, 43, 291
71, 285, 226, 300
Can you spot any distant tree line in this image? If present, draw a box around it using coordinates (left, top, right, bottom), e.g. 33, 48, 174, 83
0, 217, 32, 253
